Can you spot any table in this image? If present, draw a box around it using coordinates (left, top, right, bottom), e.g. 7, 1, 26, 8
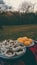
0, 41, 37, 65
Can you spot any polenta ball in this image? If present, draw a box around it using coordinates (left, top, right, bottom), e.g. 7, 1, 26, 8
29, 38, 33, 43
17, 38, 23, 43
23, 37, 29, 42
24, 41, 31, 46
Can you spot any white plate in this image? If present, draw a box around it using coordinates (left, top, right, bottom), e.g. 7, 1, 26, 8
0, 41, 26, 59
0, 47, 26, 59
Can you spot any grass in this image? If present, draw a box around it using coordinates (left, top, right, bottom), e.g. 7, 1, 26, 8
0, 24, 37, 41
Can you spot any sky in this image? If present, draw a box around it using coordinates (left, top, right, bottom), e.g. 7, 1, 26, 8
3, 0, 37, 10
0, 0, 4, 4
3, 0, 24, 10
0, 0, 37, 12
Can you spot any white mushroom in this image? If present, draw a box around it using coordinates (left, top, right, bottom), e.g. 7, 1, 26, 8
3, 40, 7, 44
16, 48, 26, 55
3, 49, 15, 57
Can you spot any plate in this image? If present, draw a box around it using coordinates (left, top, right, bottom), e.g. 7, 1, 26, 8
0, 46, 26, 60
0, 43, 26, 59
16, 40, 35, 47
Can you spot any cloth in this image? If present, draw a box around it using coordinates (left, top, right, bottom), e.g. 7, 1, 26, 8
29, 42, 37, 64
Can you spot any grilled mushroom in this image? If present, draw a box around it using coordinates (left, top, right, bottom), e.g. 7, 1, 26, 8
16, 49, 26, 55
4, 49, 15, 57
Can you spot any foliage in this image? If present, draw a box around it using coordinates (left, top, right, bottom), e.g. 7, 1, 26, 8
0, 12, 37, 25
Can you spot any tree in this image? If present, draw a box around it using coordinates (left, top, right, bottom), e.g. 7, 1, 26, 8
19, 1, 35, 13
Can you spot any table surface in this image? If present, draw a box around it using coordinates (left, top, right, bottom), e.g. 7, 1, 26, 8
0, 41, 37, 65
